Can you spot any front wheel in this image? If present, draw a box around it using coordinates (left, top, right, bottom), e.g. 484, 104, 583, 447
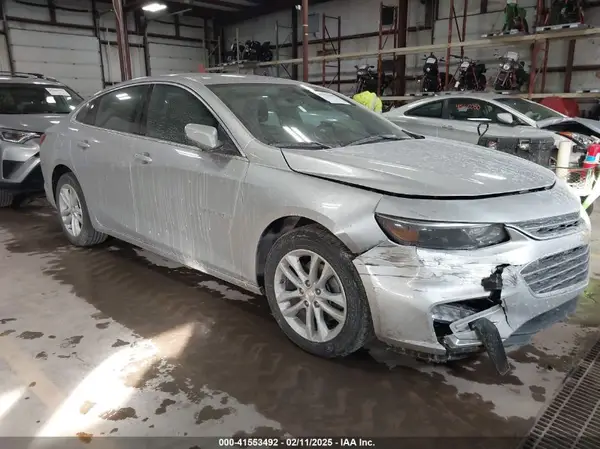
0, 190, 12, 208
264, 224, 374, 358
55, 172, 108, 247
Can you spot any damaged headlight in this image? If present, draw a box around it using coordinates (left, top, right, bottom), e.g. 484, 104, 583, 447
375, 214, 509, 250
559, 131, 600, 148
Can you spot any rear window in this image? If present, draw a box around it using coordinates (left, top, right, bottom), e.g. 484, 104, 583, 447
0, 83, 83, 114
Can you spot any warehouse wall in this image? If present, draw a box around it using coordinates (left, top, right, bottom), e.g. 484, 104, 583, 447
0, 0, 208, 98
224, 0, 600, 96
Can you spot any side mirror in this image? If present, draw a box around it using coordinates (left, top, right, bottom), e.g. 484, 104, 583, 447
184, 124, 220, 150
497, 112, 514, 125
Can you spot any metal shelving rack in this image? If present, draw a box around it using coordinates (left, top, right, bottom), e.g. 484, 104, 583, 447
321, 14, 341, 91
207, 9, 600, 101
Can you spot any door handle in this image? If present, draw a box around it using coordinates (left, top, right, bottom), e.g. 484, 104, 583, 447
134, 152, 153, 164
441, 125, 454, 130
76, 140, 91, 149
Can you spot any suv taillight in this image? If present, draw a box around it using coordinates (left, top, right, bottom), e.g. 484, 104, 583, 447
39, 134, 46, 145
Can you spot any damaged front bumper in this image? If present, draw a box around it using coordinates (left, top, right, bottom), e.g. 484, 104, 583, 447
353, 215, 591, 367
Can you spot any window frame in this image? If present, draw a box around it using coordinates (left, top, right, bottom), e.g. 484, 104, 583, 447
72, 81, 243, 158
140, 82, 244, 158
443, 98, 509, 124
404, 100, 444, 119
73, 83, 151, 136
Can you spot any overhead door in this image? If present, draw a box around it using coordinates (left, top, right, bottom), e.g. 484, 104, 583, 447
148, 40, 206, 75
9, 24, 103, 98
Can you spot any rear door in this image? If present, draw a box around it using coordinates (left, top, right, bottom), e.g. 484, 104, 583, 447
388, 100, 444, 137
70, 84, 150, 236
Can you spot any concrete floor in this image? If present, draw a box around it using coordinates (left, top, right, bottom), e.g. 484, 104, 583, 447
0, 203, 599, 442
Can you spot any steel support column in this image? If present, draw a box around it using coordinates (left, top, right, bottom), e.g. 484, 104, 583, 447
112, 0, 132, 81
291, 6, 299, 80
395, 0, 408, 96
302, 0, 309, 82
0, 0, 15, 74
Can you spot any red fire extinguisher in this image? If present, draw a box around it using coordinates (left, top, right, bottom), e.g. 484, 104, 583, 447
582, 143, 600, 179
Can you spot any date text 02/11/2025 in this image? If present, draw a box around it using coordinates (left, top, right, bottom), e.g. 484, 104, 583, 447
219, 438, 376, 447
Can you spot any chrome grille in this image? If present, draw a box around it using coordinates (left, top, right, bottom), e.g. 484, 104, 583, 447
521, 245, 589, 295
511, 212, 582, 239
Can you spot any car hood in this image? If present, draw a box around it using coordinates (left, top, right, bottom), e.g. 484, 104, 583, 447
281, 138, 556, 198
0, 114, 66, 133
537, 116, 600, 134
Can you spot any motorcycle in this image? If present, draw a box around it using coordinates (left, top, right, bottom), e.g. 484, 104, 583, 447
493, 51, 528, 91
354, 64, 392, 95
225, 40, 245, 63
547, 0, 584, 25
450, 55, 487, 91
503, 2, 530, 33
418, 53, 452, 93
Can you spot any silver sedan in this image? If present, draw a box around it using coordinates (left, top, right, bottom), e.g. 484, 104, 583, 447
40, 74, 590, 374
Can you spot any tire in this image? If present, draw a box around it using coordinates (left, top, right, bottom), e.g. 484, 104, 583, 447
0, 190, 12, 208
264, 224, 374, 358
55, 172, 107, 247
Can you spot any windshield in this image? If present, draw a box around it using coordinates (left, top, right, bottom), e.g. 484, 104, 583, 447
208, 83, 409, 148
495, 98, 563, 122
0, 84, 84, 114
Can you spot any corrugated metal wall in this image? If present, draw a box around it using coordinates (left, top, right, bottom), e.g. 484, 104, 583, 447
225, 0, 600, 96
0, 0, 208, 98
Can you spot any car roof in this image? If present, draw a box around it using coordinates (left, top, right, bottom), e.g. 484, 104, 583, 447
120, 72, 306, 87
0, 73, 65, 86
385, 92, 531, 114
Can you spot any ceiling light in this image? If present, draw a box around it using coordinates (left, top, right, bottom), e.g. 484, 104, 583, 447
142, 2, 167, 12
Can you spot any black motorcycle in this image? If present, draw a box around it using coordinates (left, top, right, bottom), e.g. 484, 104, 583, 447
493, 51, 528, 91
450, 55, 486, 91
354, 64, 392, 95
225, 40, 245, 63
547, 0, 584, 25
418, 53, 451, 93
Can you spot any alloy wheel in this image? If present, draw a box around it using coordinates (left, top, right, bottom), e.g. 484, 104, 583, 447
274, 249, 347, 343
58, 184, 84, 237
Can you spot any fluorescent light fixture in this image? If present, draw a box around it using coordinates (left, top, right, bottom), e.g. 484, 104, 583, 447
142, 2, 167, 12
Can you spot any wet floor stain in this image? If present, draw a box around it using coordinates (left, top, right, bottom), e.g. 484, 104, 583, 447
100, 407, 138, 421
155, 399, 176, 415
1, 205, 599, 438
0, 318, 16, 324
60, 335, 83, 348
96, 322, 110, 329
28, 381, 36, 387
194, 405, 234, 423
17, 331, 44, 339
112, 339, 129, 348
0, 329, 15, 336
76, 432, 93, 443
35, 351, 48, 360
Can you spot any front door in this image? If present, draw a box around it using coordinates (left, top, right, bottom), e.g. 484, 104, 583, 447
444, 98, 513, 145
130, 83, 249, 276
69, 84, 150, 237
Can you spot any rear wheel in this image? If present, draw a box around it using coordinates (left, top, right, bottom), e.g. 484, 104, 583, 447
264, 224, 374, 358
55, 172, 107, 247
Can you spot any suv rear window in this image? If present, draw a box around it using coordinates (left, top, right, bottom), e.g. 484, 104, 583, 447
0, 84, 83, 114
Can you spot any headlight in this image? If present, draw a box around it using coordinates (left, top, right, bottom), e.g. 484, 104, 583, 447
503, 64, 511, 70
0, 128, 40, 144
559, 131, 600, 148
375, 214, 509, 250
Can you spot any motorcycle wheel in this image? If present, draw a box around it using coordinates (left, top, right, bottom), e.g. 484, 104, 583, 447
494, 79, 508, 91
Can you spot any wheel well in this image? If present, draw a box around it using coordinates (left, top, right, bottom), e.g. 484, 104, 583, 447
51, 165, 72, 199
255, 216, 320, 289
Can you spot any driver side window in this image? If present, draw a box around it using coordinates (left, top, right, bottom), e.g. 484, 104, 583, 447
447, 99, 506, 123
146, 84, 234, 151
